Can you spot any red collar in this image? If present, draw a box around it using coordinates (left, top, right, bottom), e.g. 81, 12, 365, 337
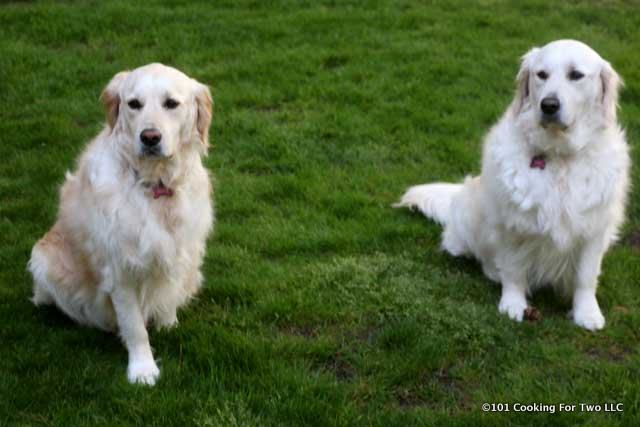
530, 154, 546, 170
152, 181, 174, 199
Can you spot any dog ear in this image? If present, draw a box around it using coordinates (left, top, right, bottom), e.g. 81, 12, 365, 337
194, 82, 213, 154
100, 71, 130, 130
513, 47, 539, 115
600, 60, 622, 124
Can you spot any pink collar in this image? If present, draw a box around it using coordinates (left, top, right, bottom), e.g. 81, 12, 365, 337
530, 154, 546, 170
152, 181, 174, 199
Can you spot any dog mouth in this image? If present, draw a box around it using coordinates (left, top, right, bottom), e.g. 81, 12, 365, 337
140, 146, 174, 159
540, 116, 569, 132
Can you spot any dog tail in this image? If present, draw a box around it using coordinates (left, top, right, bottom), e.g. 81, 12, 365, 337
393, 183, 463, 225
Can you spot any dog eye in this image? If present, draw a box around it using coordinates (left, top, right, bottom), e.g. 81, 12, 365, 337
568, 70, 584, 81
164, 98, 180, 109
536, 71, 548, 80
127, 99, 142, 110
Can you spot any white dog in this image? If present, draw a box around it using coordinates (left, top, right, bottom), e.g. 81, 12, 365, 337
28, 64, 214, 384
395, 40, 629, 330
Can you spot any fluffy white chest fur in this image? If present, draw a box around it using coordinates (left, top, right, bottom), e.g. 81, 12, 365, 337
473, 113, 629, 288
83, 135, 211, 270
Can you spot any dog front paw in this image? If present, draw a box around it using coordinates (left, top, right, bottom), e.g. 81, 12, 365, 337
498, 293, 528, 322
572, 289, 605, 331
572, 307, 605, 331
127, 358, 160, 386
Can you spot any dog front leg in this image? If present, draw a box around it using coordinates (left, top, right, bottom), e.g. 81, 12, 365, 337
572, 238, 607, 331
498, 269, 529, 322
111, 282, 160, 385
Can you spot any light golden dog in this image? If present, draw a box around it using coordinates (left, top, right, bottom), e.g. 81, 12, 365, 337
28, 64, 214, 385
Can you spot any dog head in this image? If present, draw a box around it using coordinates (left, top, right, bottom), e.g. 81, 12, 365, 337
514, 40, 621, 133
101, 63, 213, 160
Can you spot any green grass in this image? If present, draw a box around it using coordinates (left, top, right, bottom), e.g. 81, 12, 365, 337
1, 0, 640, 425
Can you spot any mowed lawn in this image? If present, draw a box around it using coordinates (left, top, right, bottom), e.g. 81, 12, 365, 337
1, 1, 640, 425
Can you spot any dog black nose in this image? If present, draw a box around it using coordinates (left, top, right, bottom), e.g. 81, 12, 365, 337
140, 129, 162, 146
540, 97, 560, 115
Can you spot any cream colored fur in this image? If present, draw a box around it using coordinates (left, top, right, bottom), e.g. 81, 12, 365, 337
28, 63, 214, 385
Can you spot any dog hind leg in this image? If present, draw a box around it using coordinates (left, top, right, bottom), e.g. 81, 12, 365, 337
28, 224, 116, 332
